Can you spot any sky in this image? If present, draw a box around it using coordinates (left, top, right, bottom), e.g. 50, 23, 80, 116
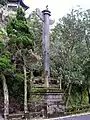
24, 0, 90, 23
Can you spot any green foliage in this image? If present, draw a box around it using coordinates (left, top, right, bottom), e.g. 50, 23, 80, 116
16, 7, 26, 21
6, 73, 24, 102
0, 55, 10, 69
27, 11, 42, 55
5, 7, 42, 105
0, 40, 11, 72
51, 7, 90, 106
83, 59, 90, 78
15, 73, 24, 82
7, 7, 33, 49
0, 40, 4, 52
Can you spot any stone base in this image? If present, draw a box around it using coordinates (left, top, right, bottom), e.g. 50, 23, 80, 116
44, 91, 65, 118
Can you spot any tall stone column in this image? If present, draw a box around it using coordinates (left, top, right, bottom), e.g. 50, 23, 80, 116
42, 7, 51, 87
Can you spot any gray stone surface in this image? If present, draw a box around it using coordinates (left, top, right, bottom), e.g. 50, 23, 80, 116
53, 114, 90, 120
45, 92, 65, 116
31, 114, 90, 120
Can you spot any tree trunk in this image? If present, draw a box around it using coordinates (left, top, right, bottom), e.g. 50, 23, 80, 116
59, 77, 62, 90
23, 64, 28, 114
87, 88, 90, 104
80, 87, 83, 105
29, 71, 33, 100
23, 55, 28, 118
66, 84, 72, 108
1, 73, 9, 120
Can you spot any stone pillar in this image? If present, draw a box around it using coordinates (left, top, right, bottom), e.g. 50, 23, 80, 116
42, 7, 51, 87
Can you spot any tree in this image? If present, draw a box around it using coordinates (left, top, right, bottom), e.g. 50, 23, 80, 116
6, 7, 41, 115
27, 11, 42, 55
51, 7, 90, 107
0, 33, 11, 120
83, 59, 90, 103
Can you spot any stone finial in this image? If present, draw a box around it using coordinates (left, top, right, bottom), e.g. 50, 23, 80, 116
46, 5, 48, 10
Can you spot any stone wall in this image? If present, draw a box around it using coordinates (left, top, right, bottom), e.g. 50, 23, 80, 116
44, 92, 65, 118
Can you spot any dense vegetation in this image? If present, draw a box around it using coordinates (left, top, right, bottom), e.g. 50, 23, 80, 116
0, 2, 90, 118
51, 7, 90, 107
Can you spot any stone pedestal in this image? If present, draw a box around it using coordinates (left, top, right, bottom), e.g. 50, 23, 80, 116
44, 90, 65, 118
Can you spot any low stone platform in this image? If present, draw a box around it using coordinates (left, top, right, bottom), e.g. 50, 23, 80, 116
44, 90, 65, 118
